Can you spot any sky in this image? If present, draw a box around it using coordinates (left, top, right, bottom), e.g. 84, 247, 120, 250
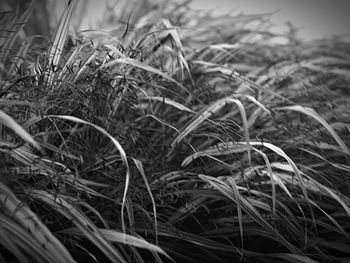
63, 0, 350, 41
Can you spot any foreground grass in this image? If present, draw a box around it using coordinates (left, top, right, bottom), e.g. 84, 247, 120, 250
1, 0, 350, 262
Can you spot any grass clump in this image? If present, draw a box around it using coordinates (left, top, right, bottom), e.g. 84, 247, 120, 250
1, 0, 350, 262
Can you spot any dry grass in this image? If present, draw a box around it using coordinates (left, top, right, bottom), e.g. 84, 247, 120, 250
1, 0, 350, 262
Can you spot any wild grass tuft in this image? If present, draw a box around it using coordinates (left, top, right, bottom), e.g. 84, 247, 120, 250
1, 0, 350, 262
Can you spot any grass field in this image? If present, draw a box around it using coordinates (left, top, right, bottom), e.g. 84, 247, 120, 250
1, 0, 350, 262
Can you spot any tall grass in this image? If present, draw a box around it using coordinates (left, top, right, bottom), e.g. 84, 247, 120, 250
1, 0, 350, 262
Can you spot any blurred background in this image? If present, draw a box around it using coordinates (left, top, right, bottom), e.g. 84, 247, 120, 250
1, 0, 349, 41
191, 0, 350, 41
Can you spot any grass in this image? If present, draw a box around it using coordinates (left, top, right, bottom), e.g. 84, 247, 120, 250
1, 0, 350, 262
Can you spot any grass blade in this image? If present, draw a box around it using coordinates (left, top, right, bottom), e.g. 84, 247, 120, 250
45, 0, 76, 87
42, 115, 130, 233
276, 105, 350, 155
0, 110, 41, 150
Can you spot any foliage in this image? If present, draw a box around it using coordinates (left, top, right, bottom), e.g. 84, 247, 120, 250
1, 0, 350, 262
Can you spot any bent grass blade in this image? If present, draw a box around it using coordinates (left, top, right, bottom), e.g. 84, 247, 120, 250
171, 97, 252, 165
42, 115, 130, 233
28, 190, 127, 263
275, 105, 350, 155
0, 182, 76, 263
198, 174, 300, 254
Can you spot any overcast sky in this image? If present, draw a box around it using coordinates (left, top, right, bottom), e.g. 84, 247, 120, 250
72, 0, 350, 41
